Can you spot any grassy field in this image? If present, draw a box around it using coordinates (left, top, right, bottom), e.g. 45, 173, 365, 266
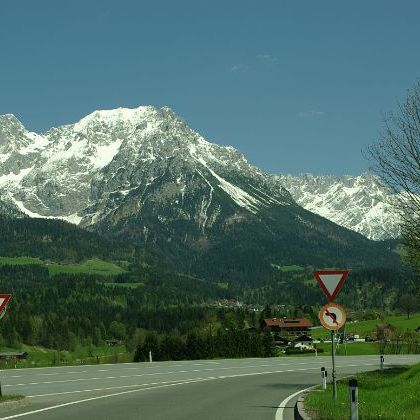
311, 313, 420, 339
0, 343, 133, 369
305, 363, 420, 419
315, 341, 379, 356
47, 258, 126, 276
0, 256, 126, 277
0, 256, 44, 265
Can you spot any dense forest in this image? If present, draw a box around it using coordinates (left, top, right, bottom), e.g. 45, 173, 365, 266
0, 216, 418, 359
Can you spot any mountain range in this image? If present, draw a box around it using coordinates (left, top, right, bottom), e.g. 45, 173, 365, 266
277, 173, 400, 240
0, 107, 401, 280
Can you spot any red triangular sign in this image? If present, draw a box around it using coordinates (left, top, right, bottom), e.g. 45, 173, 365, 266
312, 270, 349, 301
0, 294, 12, 314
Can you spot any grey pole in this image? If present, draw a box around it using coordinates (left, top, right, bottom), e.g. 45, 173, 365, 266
321, 367, 327, 390
331, 330, 337, 399
349, 378, 359, 420
380, 355, 384, 370
149, 350, 153, 363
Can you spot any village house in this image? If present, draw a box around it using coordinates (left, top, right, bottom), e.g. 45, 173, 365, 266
263, 317, 312, 337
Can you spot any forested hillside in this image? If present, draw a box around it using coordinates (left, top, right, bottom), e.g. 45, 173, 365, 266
0, 216, 134, 262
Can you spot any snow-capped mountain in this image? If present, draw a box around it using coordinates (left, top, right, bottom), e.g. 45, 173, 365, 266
276, 173, 400, 240
0, 106, 292, 226
0, 106, 401, 276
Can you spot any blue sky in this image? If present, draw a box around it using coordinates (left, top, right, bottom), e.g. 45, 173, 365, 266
1, 1, 420, 175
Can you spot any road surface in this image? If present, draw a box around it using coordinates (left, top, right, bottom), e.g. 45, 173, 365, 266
0, 354, 418, 419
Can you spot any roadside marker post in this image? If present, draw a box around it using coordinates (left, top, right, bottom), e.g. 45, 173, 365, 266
349, 378, 359, 420
149, 351, 153, 363
380, 355, 384, 370
321, 367, 327, 390
313, 270, 349, 401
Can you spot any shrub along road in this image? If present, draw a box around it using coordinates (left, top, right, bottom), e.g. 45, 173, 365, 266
0, 355, 419, 420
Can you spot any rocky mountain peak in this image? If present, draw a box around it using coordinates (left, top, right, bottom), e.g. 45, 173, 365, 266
276, 172, 400, 240
0, 114, 26, 146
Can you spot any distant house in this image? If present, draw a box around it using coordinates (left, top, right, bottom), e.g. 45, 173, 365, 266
0, 352, 28, 361
263, 318, 312, 336
106, 339, 120, 346
293, 334, 314, 349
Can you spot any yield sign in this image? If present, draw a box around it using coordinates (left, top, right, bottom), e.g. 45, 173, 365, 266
0, 294, 12, 314
312, 270, 349, 301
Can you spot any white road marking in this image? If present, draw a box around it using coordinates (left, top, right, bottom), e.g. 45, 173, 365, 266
0, 378, 213, 419
34, 364, 375, 398
275, 385, 317, 420
2, 359, 401, 388
27, 377, 209, 398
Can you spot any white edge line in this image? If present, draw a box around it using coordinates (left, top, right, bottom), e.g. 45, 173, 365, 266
275, 385, 317, 420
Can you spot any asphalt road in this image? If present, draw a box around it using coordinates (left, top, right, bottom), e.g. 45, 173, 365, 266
0, 354, 419, 420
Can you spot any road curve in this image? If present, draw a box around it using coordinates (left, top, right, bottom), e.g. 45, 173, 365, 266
0, 355, 418, 420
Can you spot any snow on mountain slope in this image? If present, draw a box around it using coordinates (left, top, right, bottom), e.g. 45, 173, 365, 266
0, 107, 400, 241
276, 173, 401, 240
0, 106, 291, 227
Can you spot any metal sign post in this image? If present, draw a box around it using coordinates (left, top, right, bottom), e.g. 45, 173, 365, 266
331, 331, 337, 399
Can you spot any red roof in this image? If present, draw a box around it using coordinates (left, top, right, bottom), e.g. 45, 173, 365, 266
264, 317, 312, 328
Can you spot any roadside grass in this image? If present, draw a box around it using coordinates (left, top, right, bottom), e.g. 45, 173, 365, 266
0, 344, 132, 369
0, 395, 25, 402
311, 313, 420, 339
316, 342, 379, 356
305, 363, 420, 419
0, 256, 126, 277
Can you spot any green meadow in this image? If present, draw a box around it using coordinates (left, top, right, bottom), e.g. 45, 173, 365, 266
0, 343, 132, 369
0, 256, 126, 277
